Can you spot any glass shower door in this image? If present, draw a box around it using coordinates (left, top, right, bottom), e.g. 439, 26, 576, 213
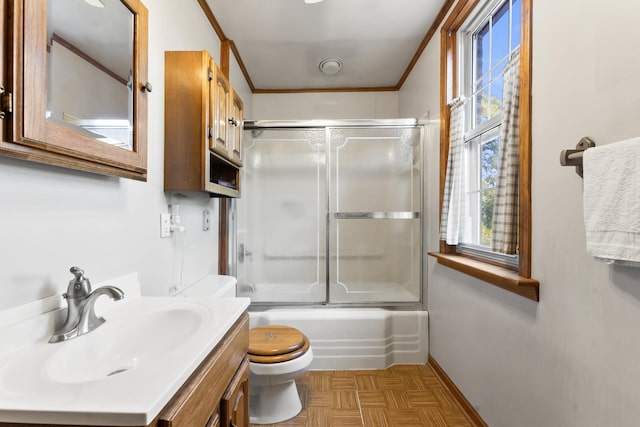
327, 127, 422, 304
237, 129, 327, 303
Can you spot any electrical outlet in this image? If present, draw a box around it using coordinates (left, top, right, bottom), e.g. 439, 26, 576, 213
160, 213, 172, 238
203, 209, 211, 231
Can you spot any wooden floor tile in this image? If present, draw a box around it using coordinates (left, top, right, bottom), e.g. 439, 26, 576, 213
358, 391, 386, 408
334, 390, 360, 410
375, 376, 410, 390
406, 389, 439, 407
361, 408, 390, 427
387, 408, 425, 426
332, 375, 358, 390
249, 363, 478, 427
383, 390, 412, 409
438, 407, 473, 427
418, 407, 450, 427
307, 390, 333, 408
329, 409, 364, 426
355, 375, 380, 391
433, 389, 460, 408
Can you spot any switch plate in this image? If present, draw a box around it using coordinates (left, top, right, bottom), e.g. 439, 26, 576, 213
160, 213, 172, 238
203, 209, 211, 231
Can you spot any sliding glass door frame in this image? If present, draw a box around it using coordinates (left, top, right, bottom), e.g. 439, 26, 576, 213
241, 120, 425, 309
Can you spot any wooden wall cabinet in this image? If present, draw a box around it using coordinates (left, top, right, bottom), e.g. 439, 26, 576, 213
211, 67, 243, 168
228, 89, 244, 167
212, 66, 230, 159
164, 51, 243, 197
0, 0, 149, 181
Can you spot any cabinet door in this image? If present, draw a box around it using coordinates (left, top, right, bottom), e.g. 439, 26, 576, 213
206, 57, 215, 152
2, 0, 149, 181
221, 358, 250, 427
212, 67, 230, 157
228, 89, 243, 167
205, 411, 221, 427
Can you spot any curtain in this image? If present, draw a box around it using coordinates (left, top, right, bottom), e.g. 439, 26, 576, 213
491, 48, 521, 254
440, 100, 468, 245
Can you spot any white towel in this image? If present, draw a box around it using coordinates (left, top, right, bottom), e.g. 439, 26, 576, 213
583, 137, 640, 266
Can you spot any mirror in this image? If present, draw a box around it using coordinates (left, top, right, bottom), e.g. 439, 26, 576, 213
1, 0, 148, 181
46, 0, 134, 150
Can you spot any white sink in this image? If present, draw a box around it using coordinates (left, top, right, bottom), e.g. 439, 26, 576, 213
45, 307, 203, 384
0, 294, 249, 426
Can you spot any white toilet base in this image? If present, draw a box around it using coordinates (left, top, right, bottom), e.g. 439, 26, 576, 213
248, 349, 313, 424
249, 379, 302, 425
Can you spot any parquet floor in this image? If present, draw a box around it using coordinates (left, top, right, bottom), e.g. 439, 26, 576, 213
250, 364, 475, 427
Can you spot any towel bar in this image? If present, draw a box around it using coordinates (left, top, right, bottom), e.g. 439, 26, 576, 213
560, 137, 596, 177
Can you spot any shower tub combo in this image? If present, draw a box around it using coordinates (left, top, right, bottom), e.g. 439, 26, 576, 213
234, 120, 428, 369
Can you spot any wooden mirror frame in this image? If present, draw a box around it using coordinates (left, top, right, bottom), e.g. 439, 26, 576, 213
1, 0, 148, 181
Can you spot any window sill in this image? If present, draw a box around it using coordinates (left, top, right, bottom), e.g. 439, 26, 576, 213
428, 252, 539, 301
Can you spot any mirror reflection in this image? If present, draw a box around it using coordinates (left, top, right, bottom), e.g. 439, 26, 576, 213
46, 0, 134, 150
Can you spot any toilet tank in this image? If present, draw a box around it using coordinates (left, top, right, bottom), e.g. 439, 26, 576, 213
176, 275, 237, 298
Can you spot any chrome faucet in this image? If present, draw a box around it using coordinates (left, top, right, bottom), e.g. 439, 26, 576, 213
49, 267, 124, 343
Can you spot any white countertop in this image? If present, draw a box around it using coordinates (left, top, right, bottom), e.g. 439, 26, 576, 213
0, 273, 249, 426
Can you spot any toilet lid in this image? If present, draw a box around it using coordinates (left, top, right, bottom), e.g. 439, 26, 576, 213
248, 332, 310, 363
249, 325, 306, 356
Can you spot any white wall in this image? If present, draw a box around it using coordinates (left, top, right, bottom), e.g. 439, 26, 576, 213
251, 91, 399, 120
0, 0, 252, 310
400, 1, 640, 426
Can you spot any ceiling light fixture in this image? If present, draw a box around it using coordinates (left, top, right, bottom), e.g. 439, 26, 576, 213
304, 0, 324, 4
319, 58, 342, 75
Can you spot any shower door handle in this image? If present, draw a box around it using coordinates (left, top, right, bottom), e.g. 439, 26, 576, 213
328, 211, 420, 220
238, 243, 253, 263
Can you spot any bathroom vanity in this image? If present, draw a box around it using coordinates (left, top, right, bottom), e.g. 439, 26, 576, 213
156, 314, 249, 427
0, 273, 250, 427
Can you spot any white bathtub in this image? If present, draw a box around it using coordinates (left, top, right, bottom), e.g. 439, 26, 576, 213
249, 308, 428, 370
178, 276, 428, 370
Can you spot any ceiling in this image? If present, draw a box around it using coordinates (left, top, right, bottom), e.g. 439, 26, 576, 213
205, 0, 448, 91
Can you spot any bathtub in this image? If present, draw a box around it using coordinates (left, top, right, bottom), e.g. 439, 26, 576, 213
178, 275, 428, 370
249, 308, 428, 370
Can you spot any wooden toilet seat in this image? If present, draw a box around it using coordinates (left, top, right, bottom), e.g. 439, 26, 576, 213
248, 325, 310, 364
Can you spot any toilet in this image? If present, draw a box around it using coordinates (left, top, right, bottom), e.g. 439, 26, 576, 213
174, 275, 313, 424
248, 325, 313, 425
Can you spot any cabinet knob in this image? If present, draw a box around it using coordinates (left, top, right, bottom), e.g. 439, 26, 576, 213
141, 82, 153, 93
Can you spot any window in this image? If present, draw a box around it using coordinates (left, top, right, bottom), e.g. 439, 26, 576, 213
431, 0, 538, 301
456, 0, 521, 269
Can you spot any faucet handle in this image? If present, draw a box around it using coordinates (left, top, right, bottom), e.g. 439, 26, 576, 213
67, 266, 92, 299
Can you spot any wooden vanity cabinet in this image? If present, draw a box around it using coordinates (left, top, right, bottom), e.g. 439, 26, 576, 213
221, 359, 249, 427
156, 313, 249, 427
164, 51, 243, 197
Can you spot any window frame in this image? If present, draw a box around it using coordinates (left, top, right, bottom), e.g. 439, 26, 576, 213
456, 0, 521, 268
430, 0, 539, 301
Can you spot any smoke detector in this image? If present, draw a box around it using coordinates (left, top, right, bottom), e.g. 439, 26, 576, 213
319, 59, 343, 75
